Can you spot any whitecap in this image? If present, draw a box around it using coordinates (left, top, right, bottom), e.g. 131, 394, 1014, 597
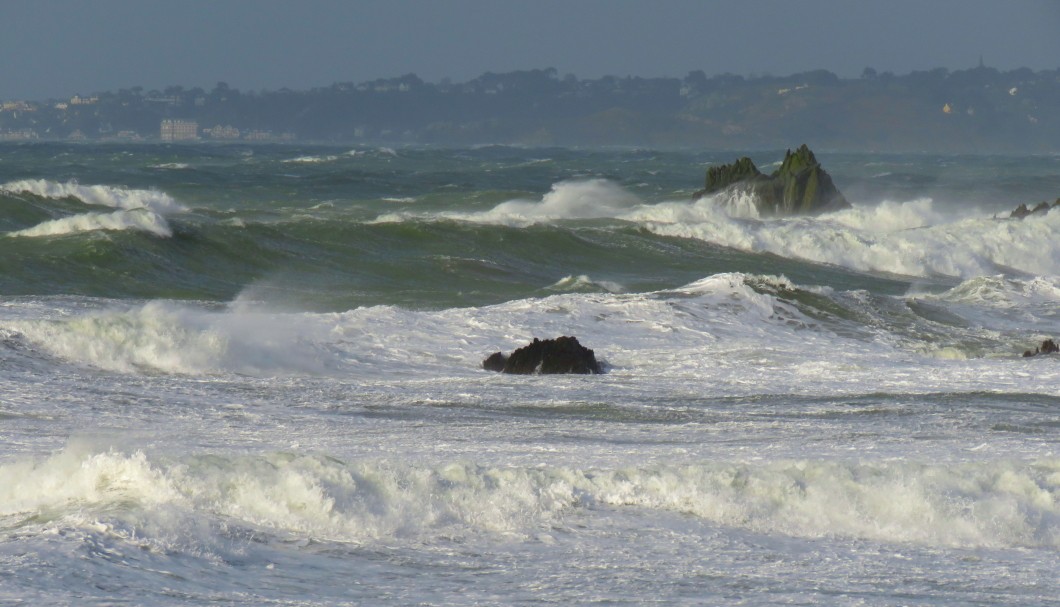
9, 209, 172, 238
547, 275, 625, 293
631, 197, 1060, 279
281, 155, 340, 164
1, 179, 185, 238
1, 179, 185, 213
446, 179, 642, 226
3, 445, 1057, 550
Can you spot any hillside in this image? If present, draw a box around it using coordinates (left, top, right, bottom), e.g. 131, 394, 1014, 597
1, 66, 1057, 152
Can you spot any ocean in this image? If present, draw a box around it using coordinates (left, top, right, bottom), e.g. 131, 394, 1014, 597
0, 143, 1057, 605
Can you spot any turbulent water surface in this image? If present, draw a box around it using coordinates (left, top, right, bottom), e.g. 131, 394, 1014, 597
1, 143, 1058, 605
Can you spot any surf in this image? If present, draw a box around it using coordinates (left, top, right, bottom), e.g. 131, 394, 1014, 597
1, 179, 185, 238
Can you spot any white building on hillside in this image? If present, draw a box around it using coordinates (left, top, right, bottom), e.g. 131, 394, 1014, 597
160, 119, 198, 141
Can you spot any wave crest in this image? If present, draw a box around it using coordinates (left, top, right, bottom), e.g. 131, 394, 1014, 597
547, 274, 625, 293
376, 179, 642, 226
1, 179, 185, 239
3, 446, 1057, 550
634, 198, 1060, 279
9, 209, 173, 238
1, 179, 185, 213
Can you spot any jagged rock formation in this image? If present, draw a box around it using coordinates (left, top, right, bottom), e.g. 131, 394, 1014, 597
1023, 338, 1058, 357
482, 336, 601, 374
1008, 198, 1060, 219
693, 144, 851, 216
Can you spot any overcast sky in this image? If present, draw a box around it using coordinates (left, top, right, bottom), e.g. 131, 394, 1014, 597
2, 0, 1058, 100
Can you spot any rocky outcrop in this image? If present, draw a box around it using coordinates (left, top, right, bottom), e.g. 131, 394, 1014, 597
1023, 338, 1058, 357
1008, 198, 1060, 219
483, 336, 602, 374
694, 144, 851, 216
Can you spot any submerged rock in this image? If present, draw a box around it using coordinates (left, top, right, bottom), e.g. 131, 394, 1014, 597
1023, 338, 1059, 357
693, 144, 850, 216
482, 336, 601, 374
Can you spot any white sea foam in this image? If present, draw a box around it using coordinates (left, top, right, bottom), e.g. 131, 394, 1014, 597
2, 445, 1057, 550
547, 274, 625, 293
826, 197, 948, 231
5, 273, 818, 378
1, 179, 185, 213
632, 197, 1060, 278
909, 275, 1060, 338
372, 178, 1060, 278
930, 274, 1060, 310
9, 209, 173, 238
282, 155, 340, 164
703, 188, 763, 219
376, 179, 643, 226
2, 179, 185, 238
470, 178, 640, 225
9, 300, 336, 375
8, 271, 1058, 400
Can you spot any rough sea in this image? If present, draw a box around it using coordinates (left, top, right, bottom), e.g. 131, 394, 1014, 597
0, 143, 1058, 605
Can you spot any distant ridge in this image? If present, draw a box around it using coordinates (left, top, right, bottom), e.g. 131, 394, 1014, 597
1, 65, 1058, 152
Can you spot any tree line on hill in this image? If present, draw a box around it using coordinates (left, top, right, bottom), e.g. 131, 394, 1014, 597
1, 65, 1057, 152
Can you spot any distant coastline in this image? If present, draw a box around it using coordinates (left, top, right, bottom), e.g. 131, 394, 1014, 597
1, 65, 1058, 153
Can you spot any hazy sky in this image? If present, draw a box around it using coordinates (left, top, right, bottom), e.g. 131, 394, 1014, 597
2, 0, 1058, 100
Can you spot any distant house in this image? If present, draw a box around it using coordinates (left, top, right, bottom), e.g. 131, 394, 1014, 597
160, 119, 198, 141
0, 129, 39, 141
203, 124, 240, 140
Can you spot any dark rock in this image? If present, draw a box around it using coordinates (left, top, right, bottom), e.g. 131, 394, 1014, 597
1010, 203, 1033, 220
1008, 198, 1059, 219
482, 351, 508, 372
483, 336, 601, 374
704, 156, 763, 192
1022, 338, 1058, 357
693, 144, 851, 216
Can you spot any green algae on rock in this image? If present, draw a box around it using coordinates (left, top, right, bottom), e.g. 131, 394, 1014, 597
694, 144, 850, 216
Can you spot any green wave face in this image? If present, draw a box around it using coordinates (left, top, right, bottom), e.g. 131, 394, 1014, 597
2, 142, 1058, 312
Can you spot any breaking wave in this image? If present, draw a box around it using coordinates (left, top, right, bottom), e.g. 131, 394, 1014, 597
9, 209, 173, 238
1, 179, 185, 238
1, 179, 185, 213
2, 446, 1057, 550
374, 179, 641, 226
282, 154, 341, 164
7, 271, 1058, 395
629, 195, 1060, 279
546, 274, 625, 293
370, 178, 1060, 279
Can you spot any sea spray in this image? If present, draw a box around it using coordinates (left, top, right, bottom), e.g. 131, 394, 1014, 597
375, 179, 644, 226
7, 300, 337, 375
